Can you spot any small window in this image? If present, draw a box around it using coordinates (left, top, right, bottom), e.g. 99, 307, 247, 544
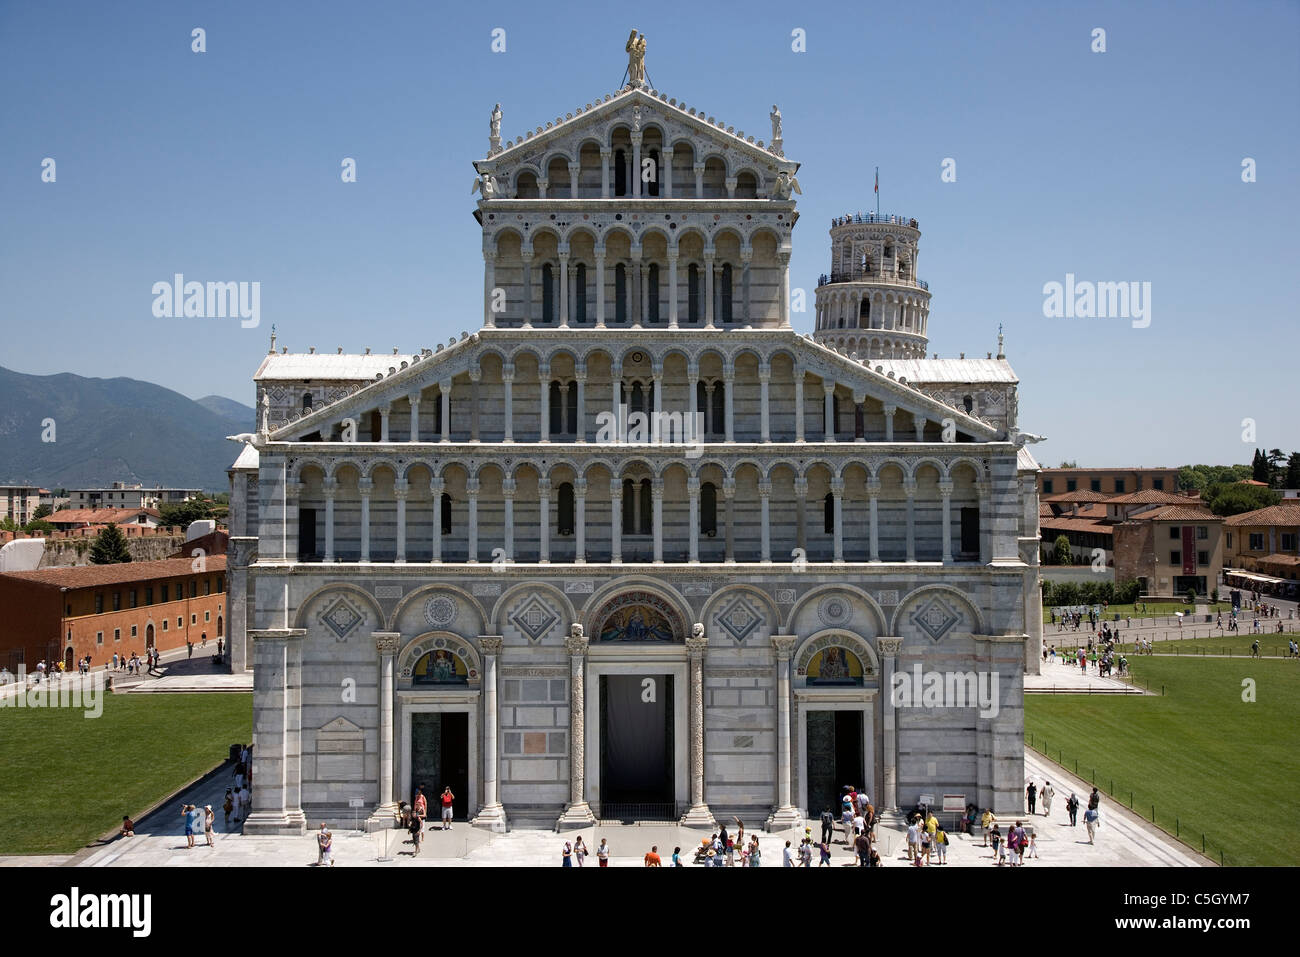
1170, 551, 1181, 566
130, 625, 137, 638
217, 578, 224, 594
1090, 479, 1101, 492
1282, 533, 1297, 551
96, 632, 103, 645
824, 492, 835, 534
1249, 533, 1265, 551
441, 493, 452, 535
177, 617, 183, 628
701, 483, 718, 536
163, 619, 169, 631
204, 610, 210, 622
191, 614, 197, 625
130, 590, 138, 608
190, 581, 197, 599
1197, 551, 1209, 567
145, 587, 153, 606
962, 395, 973, 414
1042, 479, 1054, 494
1197, 526, 1208, 540
113, 628, 120, 642
302, 392, 313, 412
1226, 532, 1233, 548
1170, 526, 1181, 540
112, 592, 121, 611
160, 584, 168, 603
1066, 479, 1077, 492
557, 482, 575, 536
94, 593, 103, 614
1114, 479, 1125, 494
205, 579, 211, 596
1153, 478, 1165, 490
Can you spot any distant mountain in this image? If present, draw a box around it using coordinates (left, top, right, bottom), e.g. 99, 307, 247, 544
196, 395, 255, 429
0, 367, 249, 491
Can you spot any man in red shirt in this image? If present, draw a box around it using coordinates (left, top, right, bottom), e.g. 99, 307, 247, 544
644, 845, 662, 867
439, 786, 455, 831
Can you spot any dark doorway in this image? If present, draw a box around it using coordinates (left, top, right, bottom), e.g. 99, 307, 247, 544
960, 506, 980, 557
805, 710, 864, 816
299, 508, 317, 559
410, 711, 470, 821
600, 674, 674, 820
145, 624, 155, 649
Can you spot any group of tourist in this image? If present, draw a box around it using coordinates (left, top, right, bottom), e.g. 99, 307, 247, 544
397, 784, 457, 855
180, 803, 214, 848
223, 744, 254, 827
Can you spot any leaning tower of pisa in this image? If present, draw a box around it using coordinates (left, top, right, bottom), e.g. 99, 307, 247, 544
812, 212, 932, 359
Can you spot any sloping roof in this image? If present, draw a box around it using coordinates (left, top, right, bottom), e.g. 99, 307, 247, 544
1224, 503, 1300, 527
1131, 505, 1221, 522
46, 508, 160, 525
1, 555, 227, 590
1018, 447, 1041, 472
1256, 553, 1300, 568
229, 443, 259, 471
1041, 517, 1112, 536
873, 358, 1018, 384
254, 352, 402, 381
1043, 490, 1110, 504
1107, 489, 1197, 505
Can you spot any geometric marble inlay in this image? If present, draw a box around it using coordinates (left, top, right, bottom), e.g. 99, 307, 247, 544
509, 594, 561, 643
817, 595, 852, 627
713, 595, 762, 644
319, 596, 364, 641
910, 597, 961, 643
424, 596, 457, 628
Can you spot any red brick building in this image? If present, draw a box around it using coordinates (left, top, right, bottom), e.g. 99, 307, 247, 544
0, 556, 227, 672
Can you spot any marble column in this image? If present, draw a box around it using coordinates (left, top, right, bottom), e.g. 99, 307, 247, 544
662, 147, 673, 197
379, 403, 391, 443
667, 253, 679, 328
631, 132, 642, 199
794, 477, 808, 555
567, 161, 579, 196
939, 479, 954, 563
759, 366, 771, 441
430, 477, 443, 562
482, 249, 496, 328
393, 479, 408, 563
680, 629, 716, 827
878, 637, 903, 810
469, 370, 481, 442
466, 477, 479, 563
594, 246, 606, 327
854, 393, 866, 442
599, 147, 611, 198
884, 404, 896, 442
759, 480, 772, 563
913, 412, 926, 442
778, 252, 791, 327
521, 248, 533, 328
794, 368, 805, 442
767, 635, 802, 829
741, 249, 752, 324
366, 632, 400, 830
538, 478, 551, 563
502, 479, 515, 561
609, 478, 622, 563
687, 477, 700, 563
651, 479, 663, 563
408, 394, 421, 442
574, 477, 586, 563
723, 370, 735, 442
704, 254, 715, 327
693, 162, 704, 196
440, 381, 451, 443
358, 478, 372, 562
539, 366, 551, 443
502, 364, 514, 442
723, 478, 736, 563
574, 371, 586, 442
558, 252, 570, 328
323, 479, 336, 562
688, 364, 699, 443
823, 381, 836, 442
473, 636, 509, 831
831, 477, 845, 562
867, 478, 881, 561
904, 479, 917, 562
556, 628, 596, 827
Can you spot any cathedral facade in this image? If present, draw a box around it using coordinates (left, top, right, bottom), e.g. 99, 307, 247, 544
229, 56, 1042, 834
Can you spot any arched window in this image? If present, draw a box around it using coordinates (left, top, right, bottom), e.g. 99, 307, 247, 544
566, 385, 578, 435
687, 264, 700, 322
557, 482, 575, 535
963, 394, 974, 414
638, 478, 652, 535
441, 493, 453, 534
542, 263, 554, 324
720, 263, 733, 323
550, 380, 564, 435
701, 482, 718, 535
575, 263, 587, 323
302, 392, 313, 412
647, 264, 660, 323
859, 299, 870, 327
647, 148, 660, 197
621, 478, 636, 533
615, 264, 627, 324
824, 492, 835, 533
614, 149, 627, 196
629, 381, 646, 417
710, 381, 725, 437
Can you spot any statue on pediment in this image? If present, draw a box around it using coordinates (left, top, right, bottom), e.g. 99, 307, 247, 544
626, 30, 646, 87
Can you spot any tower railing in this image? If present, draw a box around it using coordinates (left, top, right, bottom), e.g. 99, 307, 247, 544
818, 270, 929, 290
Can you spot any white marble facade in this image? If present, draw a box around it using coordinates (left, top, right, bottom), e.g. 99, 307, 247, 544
231, 68, 1041, 836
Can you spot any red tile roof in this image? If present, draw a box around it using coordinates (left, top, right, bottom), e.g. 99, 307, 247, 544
1041, 517, 1113, 535
1223, 503, 1300, 527
0, 555, 226, 590
1130, 505, 1220, 522
45, 508, 160, 525
1042, 490, 1110, 504
1106, 489, 1199, 505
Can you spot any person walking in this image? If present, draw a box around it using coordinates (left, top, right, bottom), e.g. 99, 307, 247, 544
818, 838, 832, 867
318, 823, 334, 866
644, 845, 662, 867
574, 835, 588, 867
413, 785, 428, 830
408, 810, 423, 855
1041, 781, 1055, 817
1066, 793, 1079, 826
934, 826, 948, 865
223, 788, 234, 825
981, 808, 995, 846
906, 816, 920, 861
1026, 780, 1037, 814
854, 830, 871, 867
819, 807, 835, 846
1084, 806, 1099, 844
562, 841, 572, 867
438, 786, 455, 831
595, 838, 610, 867
1013, 821, 1028, 866
990, 825, 1004, 865
783, 840, 794, 867
1088, 787, 1100, 812
203, 805, 215, 847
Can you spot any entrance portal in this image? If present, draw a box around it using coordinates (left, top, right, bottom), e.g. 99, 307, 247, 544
805, 710, 864, 815
410, 712, 469, 821
599, 674, 674, 820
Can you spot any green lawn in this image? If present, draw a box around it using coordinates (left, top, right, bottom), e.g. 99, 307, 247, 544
1025, 656, 1300, 866
1044, 601, 1231, 624
1116, 632, 1299, 659
0, 692, 251, 854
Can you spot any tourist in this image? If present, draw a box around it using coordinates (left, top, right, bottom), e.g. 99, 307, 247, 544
1088, 787, 1100, 812
644, 844, 662, 867
238, 784, 250, 817
408, 810, 423, 855
819, 807, 835, 845
1026, 780, 1037, 814
204, 805, 215, 847
1005, 823, 1020, 866
818, 838, 832, 867
223, 789, 234, 825
934, 826, 948, 865
853, 808, 866, 844
182, 804, 199, 849
724, 832, 735, 866
120, 816, 135, 838
217, 637, 224, 657
1028, 830, 1039, 859
574, 835, 588, 867
990, 825, 1004, 865
1084, 806, 1099, 844
783, 840, 794, 867
413, 785, 428, 829
854, 829, 870, 867
562, 841, 572, 867
318, 823, 334, 866
1041, 781, 1055, 817
187, 639, 193, 659
597, 838, 610, 867
1013, 821, 1028, 866
799, 838, 813, 867
906, 816, 920, 861
981, 808, 995, 846
749, 837, 762, 867
840, 804, 854, 844
918, 825, 931, 865
439, 785, 455, 830
1066, 793, 1079, 826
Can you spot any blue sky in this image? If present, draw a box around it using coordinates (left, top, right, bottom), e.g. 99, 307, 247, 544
1, 0, 1296, 467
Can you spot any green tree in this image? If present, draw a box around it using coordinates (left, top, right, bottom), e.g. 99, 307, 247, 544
32, 503, 52, 520
1205, 482, 1281, 517
0, 517, 18, 532
1286, 452, 1300, 490
1252, 449, 1269, 483
22, 519, 54, 534
1053, 534, 1073, 566
1266, 449, 1286, 487
89, 523, 133, 564
158, 499, 214, 528
1185, 586, 1198, 603
1058, 460, 1078, 468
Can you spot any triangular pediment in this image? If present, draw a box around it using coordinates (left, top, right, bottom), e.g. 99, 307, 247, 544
318, 716, 363, 735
